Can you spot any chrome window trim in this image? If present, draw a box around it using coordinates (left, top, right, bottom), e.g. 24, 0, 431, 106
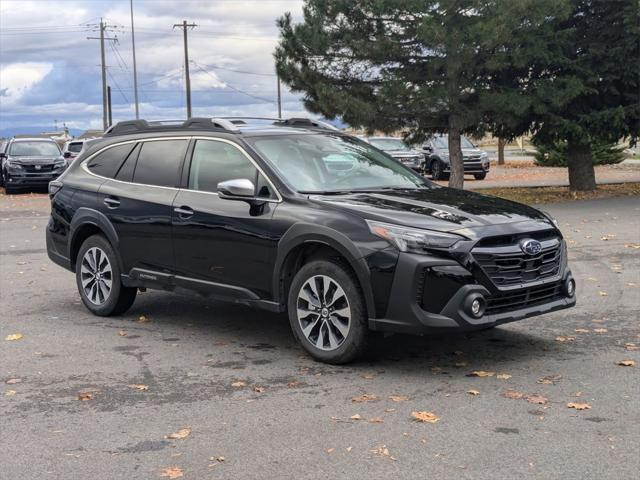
80, 136, 282, 202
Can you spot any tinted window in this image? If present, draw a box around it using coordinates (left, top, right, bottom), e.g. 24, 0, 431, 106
188, 140, 257, 193
87, 143, 136, 178
68, 142, 84, 153
115, 143, 141, 182
133, 140, 187, 187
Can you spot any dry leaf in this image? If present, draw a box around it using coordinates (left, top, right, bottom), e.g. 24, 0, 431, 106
537, 374, 562, 385
368, 417, 384, 423
567, 402, 591, 410
598, 291, 608, 296
388, 395, 409, 402
253, 386, 265, 393
502, 390, 524, 400
361, 373, 375, 379
466, 370, 495, 377
165, 427, 191, 440
326, 448, 335, 454
624, 343, 638, 351
574, 328, 590, 333
5, 390, 16, 396
129, 384, 149, 391
593, 328, 608, 333
467, 389, 480, 396
617, 360, 636, 367
454, 361, 469, 367
76, 392, 93, 401
371, 445, 396, 460
350, 414, 362, 420
160, 467, 184, 479
138, 315, 149, 323
411, 411, 439, 423
6, 378, 21, 384
526, 395, 549, 405
231, 381, 246, 388
496, 373, 512, 380
384, 408, 396, 412
346, 446, 353, 452
624, 243, 640, 249
118, 330, 127, 337
352, 394, 378, 403
5, 333, 23, 341
555, 336, 575, 342
287, 381, 300, 388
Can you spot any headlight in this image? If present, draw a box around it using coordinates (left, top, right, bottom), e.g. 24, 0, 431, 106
366, 220, 464, 252
480, 152, 488, 159
6, 160, 21, 170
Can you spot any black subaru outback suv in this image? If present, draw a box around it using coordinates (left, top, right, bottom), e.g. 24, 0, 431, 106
46, 117, 576, 364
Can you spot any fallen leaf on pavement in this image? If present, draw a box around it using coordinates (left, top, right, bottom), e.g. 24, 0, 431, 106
537, 374, 562, 385
350, 414, 362, 420
593, 328, 608, 333
326, 448, 334, 453
388, 395, 409, 402
5, 390, 16, 396
624, 243, 640, 249
6, 378, 21, 384
371, 445, 396, 460
361, 373, 375, 379
165, 427, 191, 440
384, 408, 396, 412
253, 386, 265, 393
496, 373, 512, 380
160, 466, 183, 479
5, 333, 23, 341
574, 328, 590, 333
368, 417, 384, 423
624, 343, 638, 351
555, 335, 575, 342
454, 361, 469, 367
346, 446, 353, 452
352, 394, 378, 403
467, 389, 480, 396
411, 411, 439, 423
502, 390, 524, 400
567, 402, 591, 410
138, 315, 149, 323
598, 291, 608, 296
129, 384, 149, 391
76, 392, 93, 401
118, 330, 127, 337
526, 395, 549, 405
287, 381, 300, 388
617, 360, 636, 367
231, 381, 246, 388
466, 370, 495, 377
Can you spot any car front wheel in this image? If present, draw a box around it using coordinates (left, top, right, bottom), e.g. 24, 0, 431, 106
75, 234, 137, 316
430, 159, 448, 180
474, 172, 487, 180
288, 259, 368, 364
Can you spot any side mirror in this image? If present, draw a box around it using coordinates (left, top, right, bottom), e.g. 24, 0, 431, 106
217, 178, 256, 199
423, 144, 433, 153
63, 152, 72, 158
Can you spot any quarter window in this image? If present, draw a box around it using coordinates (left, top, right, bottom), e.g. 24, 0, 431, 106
86, 143, 137, 179
188, 140, 258, 194
132, 140, 187, 187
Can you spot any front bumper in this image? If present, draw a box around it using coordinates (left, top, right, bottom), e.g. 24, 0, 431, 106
368, 251, 576, 335
5, 170, 63, 187
442, 160, 490, 174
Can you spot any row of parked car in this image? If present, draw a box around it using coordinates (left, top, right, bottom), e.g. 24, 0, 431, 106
0, 130, 490, 194
0, 136, 92, 193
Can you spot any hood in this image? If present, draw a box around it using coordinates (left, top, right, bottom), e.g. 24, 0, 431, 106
9, 155, 61, 165
309, 187, 554, 236
388, 149, 423, 158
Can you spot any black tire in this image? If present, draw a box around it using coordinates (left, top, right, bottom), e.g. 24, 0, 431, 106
0, 170, 4, 187
287, 259, 368, 364
75, 234, 136, 316
430, 159, 448, 181
474, 172, 487, 180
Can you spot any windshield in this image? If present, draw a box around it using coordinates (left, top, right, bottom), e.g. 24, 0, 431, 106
368, 138, 411, 152
433, 135, 475, 150
67, 142, 84, 153
9, 141, 61, 156
247, 134, 430, 193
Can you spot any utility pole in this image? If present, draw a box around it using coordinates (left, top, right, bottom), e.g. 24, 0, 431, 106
276, 74, 282, 119
130, 0, 140, 119
173, 20, 197, 118
88, 19, 118, 131
107, 86, 113, 127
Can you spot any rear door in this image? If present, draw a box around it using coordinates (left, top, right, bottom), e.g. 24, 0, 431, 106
171, 138, 278, 298
96, 138, 189, 277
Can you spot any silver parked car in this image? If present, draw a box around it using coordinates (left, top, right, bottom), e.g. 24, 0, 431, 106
363, 136, 425, 173
423, 134, 490, 180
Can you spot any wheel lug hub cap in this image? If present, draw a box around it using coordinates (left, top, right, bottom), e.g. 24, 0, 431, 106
321, 307, 329, 318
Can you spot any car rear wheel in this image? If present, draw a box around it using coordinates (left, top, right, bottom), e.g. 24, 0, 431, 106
288, 259, 368, 364
474, 172, 487, 180
75, 234, 137, 316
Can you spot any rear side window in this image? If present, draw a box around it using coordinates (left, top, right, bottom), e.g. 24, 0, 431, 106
86, 143, 136, 178
188, 139, 257, 193
132, 140, 187, 187
68, 142, 84, 153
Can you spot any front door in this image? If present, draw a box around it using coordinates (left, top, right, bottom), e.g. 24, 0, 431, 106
171, 138, 279, 299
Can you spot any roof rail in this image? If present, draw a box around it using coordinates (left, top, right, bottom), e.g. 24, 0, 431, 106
103, 117, 240, 137
219, 116, 339, 131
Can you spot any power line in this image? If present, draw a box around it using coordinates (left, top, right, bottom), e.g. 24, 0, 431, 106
192, 61, 275, 104
107, 69, 130, 104
87, 19, 120, 131
194, 61, 276, 77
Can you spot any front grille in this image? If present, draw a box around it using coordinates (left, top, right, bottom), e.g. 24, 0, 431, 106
472, 231, 562, 287
486, 281, 564, 315
22, 164, 54, 172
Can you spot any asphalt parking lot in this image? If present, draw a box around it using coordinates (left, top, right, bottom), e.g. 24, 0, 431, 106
1, 192, 638, 480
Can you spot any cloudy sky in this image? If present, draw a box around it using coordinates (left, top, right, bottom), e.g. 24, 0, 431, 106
0, 0, 306, 133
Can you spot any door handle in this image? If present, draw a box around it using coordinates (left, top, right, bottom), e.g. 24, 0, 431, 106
103, 197, 120, 208
174, 206, 194, 218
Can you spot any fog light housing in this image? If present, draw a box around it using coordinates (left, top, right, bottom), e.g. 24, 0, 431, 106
464, 293, 486, 318
565, 278, 576, 297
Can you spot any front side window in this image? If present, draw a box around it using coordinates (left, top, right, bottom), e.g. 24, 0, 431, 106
246, 133, 430, 193
132, 140, 187, 187
188, 140, 258, 194
9, 141, 60, 156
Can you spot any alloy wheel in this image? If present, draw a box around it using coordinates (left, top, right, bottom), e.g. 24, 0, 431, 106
296, 274, 351, 351
80, 247, 113, 305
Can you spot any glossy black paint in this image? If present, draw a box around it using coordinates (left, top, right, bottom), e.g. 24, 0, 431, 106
46, 125, 575, 335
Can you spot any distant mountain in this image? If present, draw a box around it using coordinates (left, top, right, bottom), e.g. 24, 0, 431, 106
0, 126, 84, 139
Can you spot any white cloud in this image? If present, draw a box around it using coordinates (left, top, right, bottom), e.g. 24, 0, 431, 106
0, 62, 53, 105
